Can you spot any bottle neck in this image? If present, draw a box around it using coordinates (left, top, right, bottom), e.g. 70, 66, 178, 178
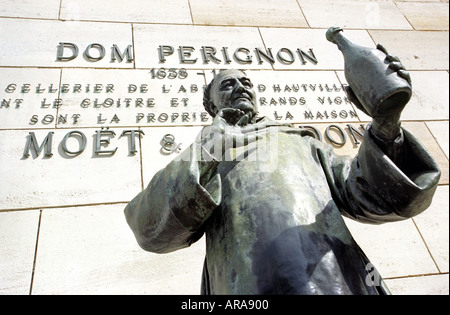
332, 31, 353, 51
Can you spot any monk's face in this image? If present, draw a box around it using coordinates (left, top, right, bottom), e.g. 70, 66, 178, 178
209, 70, 257, 118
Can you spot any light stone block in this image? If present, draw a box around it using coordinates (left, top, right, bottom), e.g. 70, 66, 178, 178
0, 19, 133, 68
343, 217, 438, 278
385, 274, 449, 295
60, 0, 192, 24
190, 0, 308, 27
0, 0, 60, 19
401, 71, 449, 121
0, 68, 62, 129
413, 186, 449, 273
32, 204, 206, 294
396, 2, 449, 31
402, 122, 449, 185
368, 30, 449, 70
0, 210, 40, 295
293, 122, 368, 157
298, 0, 412, 30
258, 28, 375, 70
0, 128, 141, 210
56, 69, 210, 128
133, 24, 272, 70
426, 121, 449, 159
140, 126, 203, 185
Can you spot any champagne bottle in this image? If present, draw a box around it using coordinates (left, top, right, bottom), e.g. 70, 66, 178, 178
326, 27, 411, 118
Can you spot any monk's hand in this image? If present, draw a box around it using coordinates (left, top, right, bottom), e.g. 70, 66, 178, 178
345, 45, 411, 143
377, 44, 411, 86
344, 83, 402, 141
370, 44, 412, 142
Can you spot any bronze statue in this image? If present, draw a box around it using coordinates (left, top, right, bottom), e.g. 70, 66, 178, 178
124, 28, 441, 294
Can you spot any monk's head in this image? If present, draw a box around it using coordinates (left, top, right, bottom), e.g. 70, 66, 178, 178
203, 70, 258, 121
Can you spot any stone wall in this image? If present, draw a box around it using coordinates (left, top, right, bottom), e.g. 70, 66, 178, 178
0, 0, 448, 295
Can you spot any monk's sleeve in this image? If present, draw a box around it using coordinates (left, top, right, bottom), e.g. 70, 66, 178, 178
315, 126, 441, 224
124, 140, 221, 253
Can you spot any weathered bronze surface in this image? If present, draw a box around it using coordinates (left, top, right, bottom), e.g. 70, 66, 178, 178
124, 28, 441, 295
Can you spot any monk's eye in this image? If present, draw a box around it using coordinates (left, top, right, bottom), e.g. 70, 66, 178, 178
243, 81, 253, 88
220, 81, 233, 90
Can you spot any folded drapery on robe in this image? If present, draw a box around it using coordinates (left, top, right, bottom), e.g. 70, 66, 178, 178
125, 119, 440, 294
